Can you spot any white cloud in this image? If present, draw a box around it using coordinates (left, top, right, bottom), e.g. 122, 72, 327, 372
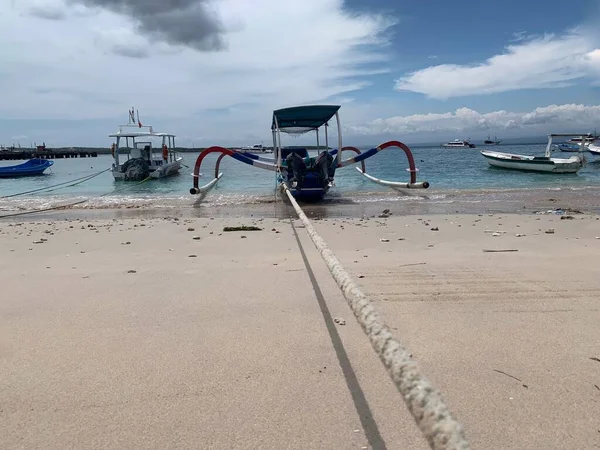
395, 30, 600, 98
0, 0, 393, 132
348, 104, 600, 136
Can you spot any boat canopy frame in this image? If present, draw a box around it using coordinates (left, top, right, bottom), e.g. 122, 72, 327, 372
271, 105, 343, 168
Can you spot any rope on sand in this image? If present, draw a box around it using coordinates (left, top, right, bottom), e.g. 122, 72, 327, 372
282, 183, 470, 450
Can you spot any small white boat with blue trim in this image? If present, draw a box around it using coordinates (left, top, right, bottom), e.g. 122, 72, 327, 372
189, 105, 429, 201
110, 108, 183, 181
481, 134, 586, 174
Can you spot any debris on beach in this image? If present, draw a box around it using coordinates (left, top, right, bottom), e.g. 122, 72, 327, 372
187, 227, 195, 231
545, 228, 555, 234
223, 226, 262, 232
431, 227, 439, 231
516, 234, 526, 237
380, 238, 390, 242
192, 236, 201, 240
483, 249, 518, 253
334, 318, 346, 325
560, 215, 575, 220
127, 270, 137, 274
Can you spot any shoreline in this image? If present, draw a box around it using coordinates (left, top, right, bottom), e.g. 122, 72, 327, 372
1, 185, 600, 221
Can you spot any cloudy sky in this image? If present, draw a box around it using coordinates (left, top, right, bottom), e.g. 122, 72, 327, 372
1, 0, 600, 147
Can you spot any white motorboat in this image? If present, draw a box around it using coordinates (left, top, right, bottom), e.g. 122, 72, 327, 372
588, 143, 600, 156
480, 134, 586, 174
239, 144, 272, 153
442, 139, 476, 148
109, 108, 183, 181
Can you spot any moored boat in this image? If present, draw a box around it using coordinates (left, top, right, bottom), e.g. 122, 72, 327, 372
0, 158, 54, 178
480, 134, 586, 174
189, 104, 430, 201
109, 108, 183, 181
588, 143, 600, 156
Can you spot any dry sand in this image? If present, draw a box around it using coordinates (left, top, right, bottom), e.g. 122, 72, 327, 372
1, 211, 599, 449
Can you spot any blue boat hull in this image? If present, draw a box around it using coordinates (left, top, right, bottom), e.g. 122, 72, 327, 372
0, 158, 54, 178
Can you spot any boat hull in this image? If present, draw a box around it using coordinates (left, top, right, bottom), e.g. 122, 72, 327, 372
112, 158, 182, 180
588, 144, 600, 156
0, 158, 54, 177
481, 151, 583, 174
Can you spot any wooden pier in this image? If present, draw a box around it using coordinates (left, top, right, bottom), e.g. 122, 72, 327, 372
0, 150, 98, 161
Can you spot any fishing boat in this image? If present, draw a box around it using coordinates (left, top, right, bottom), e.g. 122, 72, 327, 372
442, 139, 476, 148
555, 142, 584, 152
0, 158, 54, 178
189, 105, 429, 201
483, 135, 501, 145
480, 134, 586, 174
109, 108, 183, 181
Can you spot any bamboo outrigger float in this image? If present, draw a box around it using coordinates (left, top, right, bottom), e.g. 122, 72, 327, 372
190, 105, 429, 200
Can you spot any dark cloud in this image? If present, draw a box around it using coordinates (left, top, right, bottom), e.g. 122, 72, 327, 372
69, 0, 226, 51
29, 5, 67, 20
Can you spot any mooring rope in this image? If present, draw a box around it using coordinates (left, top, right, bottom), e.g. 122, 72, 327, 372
0, 168, 111, 199
282, 184, 470, 450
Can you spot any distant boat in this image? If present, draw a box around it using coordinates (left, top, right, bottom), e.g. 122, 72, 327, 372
442, 139, 476, 148
0, 158, 54, 177
480, 134, 585, 174
483, 135, 501, 145
555, 142, 584, 152
566, 132, 597, 147
239, 144, 272, 153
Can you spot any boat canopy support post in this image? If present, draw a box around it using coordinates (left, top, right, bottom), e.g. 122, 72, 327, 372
545, 135, 553, 157
335, 111, 342, 166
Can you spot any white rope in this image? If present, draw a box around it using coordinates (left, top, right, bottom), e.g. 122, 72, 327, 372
282, 184, 470, 450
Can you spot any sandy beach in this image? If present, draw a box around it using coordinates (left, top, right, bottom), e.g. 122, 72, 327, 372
1, 210, 599, 449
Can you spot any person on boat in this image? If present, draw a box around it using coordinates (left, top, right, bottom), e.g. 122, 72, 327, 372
162, 144, 169, 162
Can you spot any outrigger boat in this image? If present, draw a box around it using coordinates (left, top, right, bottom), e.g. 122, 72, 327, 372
189, 105, 429, 200
480, 133, 588, 174
110, 108, 183, 181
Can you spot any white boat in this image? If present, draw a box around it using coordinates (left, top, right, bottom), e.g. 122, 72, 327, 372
480, 134, 586, 174
239, 144, 272, 153
442, 139, 476, 148
566, 132, 597, 147
589, 143, 600, 156
109, 108, 183, 181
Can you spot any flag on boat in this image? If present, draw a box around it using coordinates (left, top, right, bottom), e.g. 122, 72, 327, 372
129, 107, 135, 124
136, 109, 142, 128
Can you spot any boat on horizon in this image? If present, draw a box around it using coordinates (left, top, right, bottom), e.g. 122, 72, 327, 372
480, 134, 586, 174
0, 158, 54, 178
483, 135, 501, 146
189, 104, 429, 202
442, 139, 476, 148
239, 144, 272, 153
109, 108, 183, 181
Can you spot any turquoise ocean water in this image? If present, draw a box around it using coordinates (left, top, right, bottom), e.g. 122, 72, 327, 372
1, 144, 599, 212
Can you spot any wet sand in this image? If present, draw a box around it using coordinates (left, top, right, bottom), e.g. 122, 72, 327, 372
1, 212, 599, 449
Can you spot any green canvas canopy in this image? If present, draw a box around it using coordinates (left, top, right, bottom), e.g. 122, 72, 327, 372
272, 105, 340, 133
